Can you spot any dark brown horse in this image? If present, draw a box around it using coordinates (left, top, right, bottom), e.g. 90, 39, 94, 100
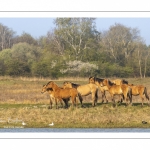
128, 84, 150, 106
63, 81, 98, 107
89, 77, 109, 103
42, 81, 79, 108
101, 79, 132, 106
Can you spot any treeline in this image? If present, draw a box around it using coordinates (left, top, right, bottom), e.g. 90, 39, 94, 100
0, 18, 150, 78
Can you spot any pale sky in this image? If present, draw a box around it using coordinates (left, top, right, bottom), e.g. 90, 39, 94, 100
0, 18, 150, 46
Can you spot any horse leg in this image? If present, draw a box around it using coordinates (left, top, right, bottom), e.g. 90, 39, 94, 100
48, 97, 53, 109
141, 94, 145, 107
78, 93, 84, 107
62, 99, 69, 109
60, 99, 64, 108
111, 94, 116, 107
103, 91, 108, 103
91, 92, 96, 107
101, 91, 107, 103
55, 98, 58, 109
95, 90, 98, 106
101, 91, 104, 103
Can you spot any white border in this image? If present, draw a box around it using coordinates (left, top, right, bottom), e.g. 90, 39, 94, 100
0, 132, 150, 139
0, 0, 150, 11
0, 12, 150, 18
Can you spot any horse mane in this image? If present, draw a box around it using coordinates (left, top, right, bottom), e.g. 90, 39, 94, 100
46, 81, 52, 86
89, 76, 105, 83
122, 79, 128, 84
70, 82, 80, 88
95, 77, 105, 83
63, 81, 80, 88
108, 79, 115, 86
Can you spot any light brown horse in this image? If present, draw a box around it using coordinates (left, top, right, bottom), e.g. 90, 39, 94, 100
89, 76, 109, 103
128, 84, 150, 106
111, 79, 128, 85
42, 81, 79, 108
63, 81, 98, 107
100, 79, 132, 106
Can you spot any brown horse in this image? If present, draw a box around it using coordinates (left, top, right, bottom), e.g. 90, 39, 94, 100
89, 76, 109, 103
41, 85, 63, 109
128, 84, 150, 106
42, 81, 79, 108
63, 81, 98, 107
100, 79, 132, 106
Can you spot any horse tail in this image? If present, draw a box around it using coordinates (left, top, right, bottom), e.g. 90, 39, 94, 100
144, 87, 149, 100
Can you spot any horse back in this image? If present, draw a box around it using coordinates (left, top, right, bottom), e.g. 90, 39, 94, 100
109, 85, 123, 94
55, 87, 78, 98
130, 85, 144, 96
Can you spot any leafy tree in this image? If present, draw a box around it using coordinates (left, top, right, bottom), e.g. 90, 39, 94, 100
13, 32, 38, 45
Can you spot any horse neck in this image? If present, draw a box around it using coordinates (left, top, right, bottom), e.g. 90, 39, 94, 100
50, 82, 59, 91
105, 80, 113, 89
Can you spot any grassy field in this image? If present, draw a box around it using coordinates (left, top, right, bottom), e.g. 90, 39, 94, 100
0, 76, 150, 128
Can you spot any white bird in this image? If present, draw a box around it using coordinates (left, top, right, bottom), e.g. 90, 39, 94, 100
22, 121, 26, 126
49, 122, 54, 126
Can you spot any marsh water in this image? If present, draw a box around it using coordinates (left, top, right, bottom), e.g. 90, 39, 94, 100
1, 128, 150, 132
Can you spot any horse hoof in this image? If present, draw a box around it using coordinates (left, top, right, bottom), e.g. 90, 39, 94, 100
112, 104, 116, 107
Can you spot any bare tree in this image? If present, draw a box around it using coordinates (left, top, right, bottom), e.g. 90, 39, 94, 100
0, 23, 15, 50
54, 18, 98, 60
101, 23, 142, 65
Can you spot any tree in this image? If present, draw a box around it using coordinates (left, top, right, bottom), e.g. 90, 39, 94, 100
101, 23, 142, 66
54, 18, 100, 60
0, 23, 16, 50
13, 32, 38, 45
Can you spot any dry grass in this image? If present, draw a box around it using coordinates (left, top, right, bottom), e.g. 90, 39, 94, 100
0, 76, 150, 128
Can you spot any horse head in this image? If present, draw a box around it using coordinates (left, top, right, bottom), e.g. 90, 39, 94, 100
63, 81, 73, 89
89, 76, 95, 84
41, 84, 47, 93
41, 81, 54, 93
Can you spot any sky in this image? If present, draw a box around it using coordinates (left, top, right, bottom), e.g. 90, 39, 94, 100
0, 18, 150, 46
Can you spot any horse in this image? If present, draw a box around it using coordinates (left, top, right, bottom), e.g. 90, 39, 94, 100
63, 81, 98, 107
41, 83, 69, 109
100, 79, 132, 106
111, 79, 128, 85
89, 76, 110, 103
42, 81, 79, 108
128, 84, 150, 106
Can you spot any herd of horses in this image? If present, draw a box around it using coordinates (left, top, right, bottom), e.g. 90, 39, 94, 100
41, 77, 150, 109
